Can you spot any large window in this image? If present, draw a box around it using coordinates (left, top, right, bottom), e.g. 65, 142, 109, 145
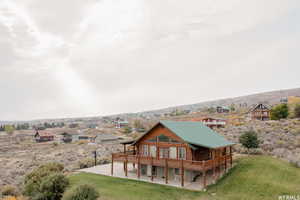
142, 145, 148, 156
178, 147, 186, 160
159, 147, 169, 158
146, 134, 181, 143
150, 146, 157, 157
169, 147, 177, 159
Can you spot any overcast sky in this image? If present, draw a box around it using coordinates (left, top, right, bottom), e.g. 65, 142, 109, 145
0, 0, 300, 121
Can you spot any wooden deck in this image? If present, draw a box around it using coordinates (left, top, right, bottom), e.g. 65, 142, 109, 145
111, 151, 232, 188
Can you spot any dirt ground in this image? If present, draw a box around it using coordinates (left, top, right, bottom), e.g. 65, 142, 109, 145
0, 130, 122, 188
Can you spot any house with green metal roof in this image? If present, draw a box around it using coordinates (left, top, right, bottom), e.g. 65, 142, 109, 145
112, 120, 235, 189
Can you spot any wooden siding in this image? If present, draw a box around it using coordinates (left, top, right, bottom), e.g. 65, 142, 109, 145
136, 124, 193, 160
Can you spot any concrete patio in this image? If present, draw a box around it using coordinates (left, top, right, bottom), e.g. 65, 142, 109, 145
78, 162, 217, 191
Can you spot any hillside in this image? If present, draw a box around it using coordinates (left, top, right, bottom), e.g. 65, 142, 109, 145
136, 87, 300, 117
1, 87, 300, 124
69, 156, 300, 200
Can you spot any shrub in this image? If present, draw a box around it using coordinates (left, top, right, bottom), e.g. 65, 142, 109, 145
78, 158, 109, 169
78, 159, 95, 169
62, 185, 99, 200
52, 142, 59, 147
239, 131, 259, 150
1, 185, 19, 196
38, 173, 69, 200
294, 104, 300, 118
270, 104, 289, 120
76, 140, 87, 145
23, 163, 66, 199
2, 197, 17, 200
123, 127, 132, 134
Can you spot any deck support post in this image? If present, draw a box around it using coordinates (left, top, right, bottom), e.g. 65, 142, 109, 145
125, 155, 128, 177
111, 154, 114, 176
225, 151, 227, 173
181, 159, 184, 187
213, 160, 216, 183
230, 146, 233, 168
151, 157, 154, 182
203, 170, 206, 188
137, 156, 141, 179
165, 159, 168, 184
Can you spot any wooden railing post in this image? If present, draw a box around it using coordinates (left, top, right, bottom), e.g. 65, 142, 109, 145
111, 154, 114, 176
181, 159, 184, 187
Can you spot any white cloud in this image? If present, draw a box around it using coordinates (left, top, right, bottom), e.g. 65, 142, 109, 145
0, 0, 299, 120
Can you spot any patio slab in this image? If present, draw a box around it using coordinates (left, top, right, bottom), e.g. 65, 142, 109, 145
78, 162, 216, 191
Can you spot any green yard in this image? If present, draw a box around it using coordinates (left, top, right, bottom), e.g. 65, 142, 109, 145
68, 156, 300, 200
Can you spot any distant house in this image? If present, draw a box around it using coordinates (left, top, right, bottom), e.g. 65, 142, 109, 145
115, 120, 129, 129
87, 123, 98, 129
280, 97, 288, 104
201, 117, 226, 129
249, 103, 271, 121
93, 133, 122, 144
34, 131, 54, 142
76, 135, 91, 141
61, 132, 78, 143
216, 106, 230, 113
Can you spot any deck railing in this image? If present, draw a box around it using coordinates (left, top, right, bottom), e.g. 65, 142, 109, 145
112, 152, 232, 172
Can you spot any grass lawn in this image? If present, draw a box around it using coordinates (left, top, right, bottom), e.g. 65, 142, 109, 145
68, 156, 300, 200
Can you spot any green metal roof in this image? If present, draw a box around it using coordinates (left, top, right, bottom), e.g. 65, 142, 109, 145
160, 120, 234, 149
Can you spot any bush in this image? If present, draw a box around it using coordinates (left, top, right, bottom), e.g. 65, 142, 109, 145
78, 158, 110, 169
38, 173, 69, 200
78, 159, 95, 169
62, 185, 99, 200
294, 104, 300, 118
123, 127, 132, 134
239, 131, 259, 150
52, 142, 59, 147
23, 163, 67, 200
1, 185, 19, 196
270, 104, 289, 120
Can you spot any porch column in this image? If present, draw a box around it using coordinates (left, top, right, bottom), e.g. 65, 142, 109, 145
181, 159, 184, 187
111, 154, 114, 176
165, 159, 168, 184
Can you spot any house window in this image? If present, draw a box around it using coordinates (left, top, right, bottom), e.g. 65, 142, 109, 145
146, 137, 157, 142
178, 147, 186, 160
142, 145, 148, 156
174, 168, 180, 175
159, 147, 169, 158
158, 134, 170, 142
169, 147, 177, 159
150, 146, 157, 157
